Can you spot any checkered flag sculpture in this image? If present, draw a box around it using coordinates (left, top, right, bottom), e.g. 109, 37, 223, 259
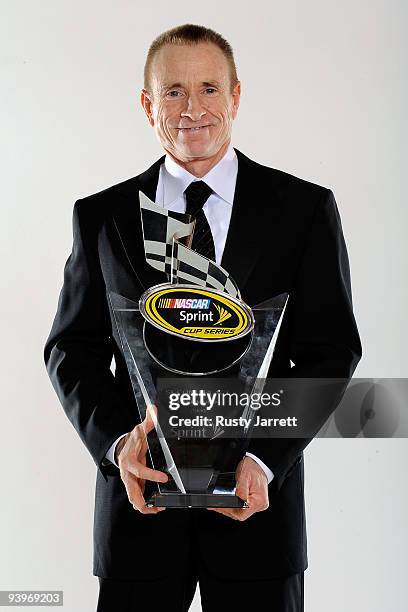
171, 239, 239, 298
139, 191, 194, 277
139, 191, 240, 298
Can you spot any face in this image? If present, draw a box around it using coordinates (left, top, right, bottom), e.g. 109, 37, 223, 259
141, 42, 241, 162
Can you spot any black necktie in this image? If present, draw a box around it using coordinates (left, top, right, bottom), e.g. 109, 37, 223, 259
184, 181, 216, 261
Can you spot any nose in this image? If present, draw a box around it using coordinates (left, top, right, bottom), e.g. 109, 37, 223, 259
180, 93, 206, 121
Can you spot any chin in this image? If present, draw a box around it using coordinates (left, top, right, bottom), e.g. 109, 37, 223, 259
180, 143, 215, 160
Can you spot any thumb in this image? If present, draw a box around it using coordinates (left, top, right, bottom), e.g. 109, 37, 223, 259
235, 472, 250, 503
142, 404, 158, 436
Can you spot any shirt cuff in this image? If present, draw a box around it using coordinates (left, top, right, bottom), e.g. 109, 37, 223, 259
245, 452, 274, 484
105, 433, 128, 467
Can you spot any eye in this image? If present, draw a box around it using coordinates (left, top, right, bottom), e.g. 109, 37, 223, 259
166, 90, 183, 98
204, 87, 217, 95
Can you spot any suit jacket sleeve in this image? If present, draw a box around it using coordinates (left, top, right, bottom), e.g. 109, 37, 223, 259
247, 188, 362, 492
43, 199, 136, 481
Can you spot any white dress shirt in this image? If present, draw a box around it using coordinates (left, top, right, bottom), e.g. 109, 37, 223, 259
105, 143, 274, 484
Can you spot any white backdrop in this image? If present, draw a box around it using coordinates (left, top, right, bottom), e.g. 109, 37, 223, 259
1, 1, 407, 610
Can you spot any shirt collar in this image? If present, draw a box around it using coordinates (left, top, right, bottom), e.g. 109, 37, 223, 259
161, 142, 237, 206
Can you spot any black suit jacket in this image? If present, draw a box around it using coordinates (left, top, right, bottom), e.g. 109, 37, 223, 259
44, 148, 362, 580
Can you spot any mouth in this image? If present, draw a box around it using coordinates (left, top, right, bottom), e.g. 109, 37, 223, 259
176, 125, 211, 132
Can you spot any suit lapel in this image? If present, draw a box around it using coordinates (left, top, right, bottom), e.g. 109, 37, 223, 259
112, 147, 276, 295
221, 149, 270, 291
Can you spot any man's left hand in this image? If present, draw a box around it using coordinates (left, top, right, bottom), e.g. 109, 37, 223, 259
208, 455, 269, 521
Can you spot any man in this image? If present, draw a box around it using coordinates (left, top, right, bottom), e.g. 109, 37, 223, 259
44, 24, 362, 612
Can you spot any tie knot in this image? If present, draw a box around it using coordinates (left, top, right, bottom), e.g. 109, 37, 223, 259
184, 180, 213, 217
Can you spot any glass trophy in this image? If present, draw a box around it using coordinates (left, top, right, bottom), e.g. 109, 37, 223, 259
109, 293, 287, 508
107, 190, 289, 508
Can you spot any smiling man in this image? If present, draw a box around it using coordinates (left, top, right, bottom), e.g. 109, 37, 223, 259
141, 39, 240, 176
44, 24, 362, 612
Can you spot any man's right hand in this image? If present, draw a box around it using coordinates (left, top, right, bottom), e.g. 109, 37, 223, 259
115, 406, 168, 515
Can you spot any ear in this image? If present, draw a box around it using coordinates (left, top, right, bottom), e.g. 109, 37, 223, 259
231, 80, 241, 120
141, 89, 155, 126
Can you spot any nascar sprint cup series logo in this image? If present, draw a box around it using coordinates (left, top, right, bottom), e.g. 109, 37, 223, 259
140, 284, 254, 342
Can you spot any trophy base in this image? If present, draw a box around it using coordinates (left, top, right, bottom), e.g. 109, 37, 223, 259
145, 493, 248, 509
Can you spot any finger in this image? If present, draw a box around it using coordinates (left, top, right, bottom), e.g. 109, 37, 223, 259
122, 472, 144, 511
133, 504, 166, 515
124, 473, 165, 515
235, 474, 250, 502
248, 491, 269, 512
127, 462, 168, 483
